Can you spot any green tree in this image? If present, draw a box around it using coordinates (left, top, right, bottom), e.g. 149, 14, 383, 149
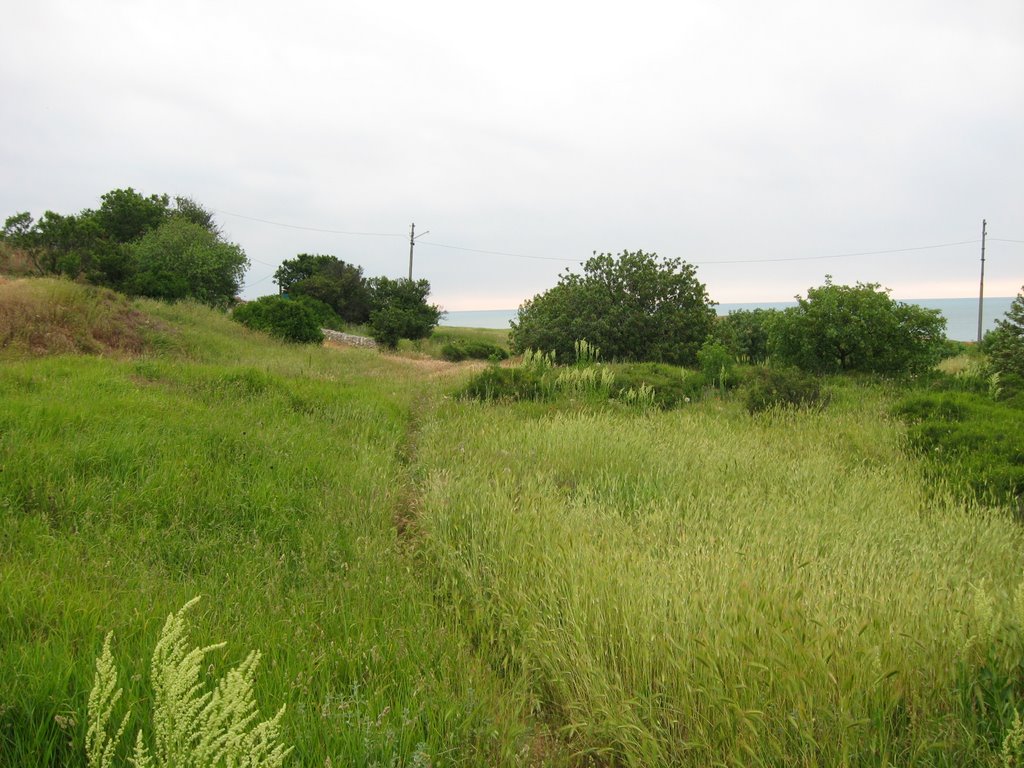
127, 218, 249, 307
367, 277, 442, 348
95, 188, 169, 243
510, 250, 716, 365
986, 287, 1024, 380
170, 196, 222, 237
272, 253, 339, 294
273, 254, 371, 323
714, 308, 778, 364
769, 278, 947, 375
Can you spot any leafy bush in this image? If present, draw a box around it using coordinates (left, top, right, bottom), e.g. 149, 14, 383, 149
894, 390, 1024, 505
742, 366, 827, 413
987, 286, 1024, 380
128, 218, 249, 307
510, 250, 716, 365
608, 362, 693, 409
458, 365, 551, 402
292, 294, 344, 330
697, 340, 738, 389
769, 278, 947, 375
440, 340, 509, 362
367, 278, 442, 348
232, 296, 324, 344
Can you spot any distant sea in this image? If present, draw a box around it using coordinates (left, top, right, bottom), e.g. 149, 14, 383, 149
441, 297, 1015, 342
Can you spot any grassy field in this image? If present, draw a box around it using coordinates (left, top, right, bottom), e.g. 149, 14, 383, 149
0, 281, 531, 766
3, 278, 1024, 766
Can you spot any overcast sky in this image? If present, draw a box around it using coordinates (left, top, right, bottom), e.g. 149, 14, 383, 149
2, 0, 1022, 310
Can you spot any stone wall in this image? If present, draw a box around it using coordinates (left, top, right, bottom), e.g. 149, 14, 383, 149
321, 328, 377, 348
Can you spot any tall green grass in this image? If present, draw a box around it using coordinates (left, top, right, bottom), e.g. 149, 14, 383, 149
415, 388, 1024, 765
0, 296, 531, 766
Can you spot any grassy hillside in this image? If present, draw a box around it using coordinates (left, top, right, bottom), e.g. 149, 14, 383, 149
3, 278, 1023, 766
0, 282, 531, 766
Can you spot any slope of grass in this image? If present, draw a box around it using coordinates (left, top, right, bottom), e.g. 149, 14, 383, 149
415, 388, 1024, 765
0, 277, 164, 356
0, 290, 532, 766
6, 279, 1024, 766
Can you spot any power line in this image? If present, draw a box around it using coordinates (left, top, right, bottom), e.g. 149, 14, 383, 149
215, 209, 405, 238
691, 239, 980, 265
417, 240, 580, 262
211, 205, 1010, 269
419, 238, 982, 266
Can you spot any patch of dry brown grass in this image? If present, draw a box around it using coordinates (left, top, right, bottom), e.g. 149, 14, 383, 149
0, 242, 39, 276
0, 277, 165, 357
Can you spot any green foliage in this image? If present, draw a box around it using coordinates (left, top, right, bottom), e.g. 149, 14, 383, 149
769, 278, 947, 375
276, 255, 372, 324
170, 196, 222, 237
459, 365, 552, 402
440, 340, 509, 362
713, 308, 777, 364
95, 188, 169, 244
291, 294, 344, 330
510, 250, 716, 365
232, 296, 324, 344
987, 287, 1024, 381
128, 218, 249, 307
741, 366, 827, 413
367, 277, 442, 348
696, 340, 738, 389
87, 597, 290, 768
605, 362, 690, 408
2, 190, 239, 297
894, 389, 1024, 505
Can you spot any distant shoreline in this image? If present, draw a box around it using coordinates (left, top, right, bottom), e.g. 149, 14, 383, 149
440, 296, 1016, 342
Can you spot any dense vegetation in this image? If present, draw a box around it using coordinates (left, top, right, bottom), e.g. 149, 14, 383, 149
3, 276, 1023, 766
232, 295, 325, 344
510, 250, 716, 365
769, 278, 947, 374
271, 253, 443, 347
2, 190, 248, 307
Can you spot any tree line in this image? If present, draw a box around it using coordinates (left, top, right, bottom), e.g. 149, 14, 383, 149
236, 253, 442, 347
510, 250, 969, 377
2, 189, 248, 307
1, 190, 444, 347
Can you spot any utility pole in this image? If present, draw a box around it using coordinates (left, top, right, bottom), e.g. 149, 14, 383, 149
977, 219, 987, 344
408, 222, 429, 280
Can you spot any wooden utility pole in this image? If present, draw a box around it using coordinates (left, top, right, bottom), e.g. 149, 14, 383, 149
977, 219, 987, 343
408, 222, 429, 280
408, 223, 416, 280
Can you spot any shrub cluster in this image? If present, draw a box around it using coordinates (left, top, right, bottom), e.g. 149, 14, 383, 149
894, 389, 1024, 506
609, 362, 694, 409
741, 366, 827, 414
232, 296, 324, 344
458, 365, 550, 402
3, 190, 248, 307
440, 340, 509, 362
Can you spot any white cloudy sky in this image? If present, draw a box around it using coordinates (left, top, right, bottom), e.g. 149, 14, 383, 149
2, 0, 1022, 310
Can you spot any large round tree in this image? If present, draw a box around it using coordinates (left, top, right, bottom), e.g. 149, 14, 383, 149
510, 250, 716, 365
768, 277, 947, 375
